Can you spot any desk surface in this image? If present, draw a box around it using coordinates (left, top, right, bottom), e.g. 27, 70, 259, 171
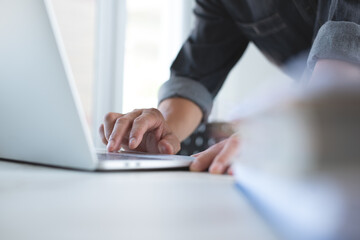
0, 160, 277, 240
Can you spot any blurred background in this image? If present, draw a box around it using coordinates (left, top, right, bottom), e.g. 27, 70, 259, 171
51, 0, 291, 143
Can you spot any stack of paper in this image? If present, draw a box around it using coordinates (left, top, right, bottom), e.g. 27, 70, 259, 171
233, 82, 360, 240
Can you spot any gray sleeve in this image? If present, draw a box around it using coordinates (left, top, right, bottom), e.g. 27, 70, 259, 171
158, 76, 213, 121
307, 21, 360, 71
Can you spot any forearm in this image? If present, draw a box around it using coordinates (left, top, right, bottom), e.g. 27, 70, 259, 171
158, 98, 203, 142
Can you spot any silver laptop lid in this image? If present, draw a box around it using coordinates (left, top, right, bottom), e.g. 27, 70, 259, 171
0, 0, 97, 170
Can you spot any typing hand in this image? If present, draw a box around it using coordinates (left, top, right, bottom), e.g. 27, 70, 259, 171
311, 59, 360, 83
99, 108, 180, 154
190, 134, 240, 174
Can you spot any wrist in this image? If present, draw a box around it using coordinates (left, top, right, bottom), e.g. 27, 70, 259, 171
158, 98, 202, 141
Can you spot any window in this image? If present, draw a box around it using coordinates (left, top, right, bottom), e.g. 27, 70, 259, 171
51, 0, 288, 146
92, 0, 193, 147
123, 0, 194, 112
51, 0, 95, 127
123, 0, 168, 112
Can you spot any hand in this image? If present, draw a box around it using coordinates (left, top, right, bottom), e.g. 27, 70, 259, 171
99, 108, 181, 154
311, 59, 360, 83
190, 134, 240, 174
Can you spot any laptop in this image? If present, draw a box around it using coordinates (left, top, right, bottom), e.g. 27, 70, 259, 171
0, 0, 193, 170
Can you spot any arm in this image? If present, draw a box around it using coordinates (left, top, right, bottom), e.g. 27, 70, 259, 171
158, 98, 202, 142
193, 0, 360, 174
100, 0, 248, 157
159, 0, 249, 121
308, 0, 360, 81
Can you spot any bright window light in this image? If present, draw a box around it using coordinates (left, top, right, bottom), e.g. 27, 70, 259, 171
51, 0, 95, 128
123, 0, 170, 113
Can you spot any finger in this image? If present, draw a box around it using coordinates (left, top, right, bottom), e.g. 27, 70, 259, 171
158, 133, 180, 154
99, 124, 108, 145
227, 167, 234, 176
103, 112, 122, 142
209, 136, 240, 174
189, 140, 227, 172
191, 152, 201, 157
129, 110, 163, 149
108, 111, 142, 152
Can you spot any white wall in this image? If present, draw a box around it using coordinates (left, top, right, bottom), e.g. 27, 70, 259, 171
210, 44, 292, 122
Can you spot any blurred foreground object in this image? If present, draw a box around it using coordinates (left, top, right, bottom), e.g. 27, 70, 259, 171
234, 80, 360, 240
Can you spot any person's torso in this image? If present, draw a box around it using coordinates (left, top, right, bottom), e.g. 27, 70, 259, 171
220, 0, 317, 76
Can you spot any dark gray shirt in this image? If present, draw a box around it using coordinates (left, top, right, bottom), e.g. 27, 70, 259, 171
158, 0, 360, 120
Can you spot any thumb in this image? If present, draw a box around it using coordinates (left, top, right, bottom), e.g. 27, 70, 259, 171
158, 134, 180, 154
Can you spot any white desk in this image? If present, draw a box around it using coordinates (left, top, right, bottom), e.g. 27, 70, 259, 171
0, 160, 277, 240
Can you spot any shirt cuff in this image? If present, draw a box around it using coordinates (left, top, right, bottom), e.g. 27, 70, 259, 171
158, 76, 213, 121
307, 21, 360, 71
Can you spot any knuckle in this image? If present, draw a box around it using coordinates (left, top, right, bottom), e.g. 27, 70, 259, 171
115, 117, 130, 125
229, 135, 240, 145
98, 124, 104, 134
133, 116, 144, 123
228, 135, 241, 147
104, 112, 116, 122
214, 154, 229, 164
132, 108, 142, 113
147, 108, 160, 116
133, 116, 147, 126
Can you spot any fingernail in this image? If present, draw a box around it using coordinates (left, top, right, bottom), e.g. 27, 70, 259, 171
210, 164, 224, 174
107, 140, 114, 151
129, 138, 136, 148
159, 144, 167, 154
